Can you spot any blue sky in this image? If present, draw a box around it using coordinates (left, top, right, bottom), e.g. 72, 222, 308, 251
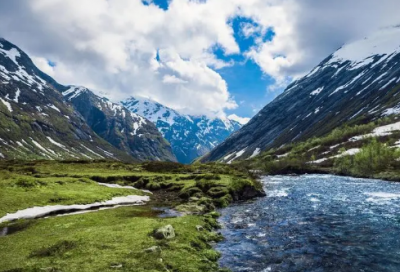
149, 0, 280, 118
215, 16, 278, 117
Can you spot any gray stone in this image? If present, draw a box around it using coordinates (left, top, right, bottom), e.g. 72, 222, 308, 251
144, 246, 162, 253
153, 225, 175, 240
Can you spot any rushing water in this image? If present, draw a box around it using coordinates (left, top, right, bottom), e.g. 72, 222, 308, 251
216, 175, 400, 272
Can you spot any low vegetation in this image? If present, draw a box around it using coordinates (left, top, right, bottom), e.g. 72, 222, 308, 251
334, 139, 400, 179
247, 117, 400, 181
0, 160, 265, 272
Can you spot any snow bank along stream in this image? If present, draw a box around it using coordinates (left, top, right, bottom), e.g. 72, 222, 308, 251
0, 183, 150, 224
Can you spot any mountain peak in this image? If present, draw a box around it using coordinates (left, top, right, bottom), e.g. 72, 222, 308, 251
327, 26, 400, 70
121, 97, 242, 163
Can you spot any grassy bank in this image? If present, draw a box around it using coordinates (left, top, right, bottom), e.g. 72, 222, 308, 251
244, 118, 400, 182
0, 160, 265, 272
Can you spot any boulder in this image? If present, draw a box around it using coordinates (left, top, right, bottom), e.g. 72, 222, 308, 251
153, 225, 175, 240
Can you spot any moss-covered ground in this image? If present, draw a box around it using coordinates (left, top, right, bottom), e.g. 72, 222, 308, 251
0, 160, 265, 272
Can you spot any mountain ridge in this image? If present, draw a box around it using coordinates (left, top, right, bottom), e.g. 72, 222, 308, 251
121, 96, 242, 163
202, 26, 400, 163
0, 38, 134, 161
0, 38, 175, 162
62, 86, 176, 162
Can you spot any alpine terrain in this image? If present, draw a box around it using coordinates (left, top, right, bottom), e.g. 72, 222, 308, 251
122, 97, 241, 163
0, 38, 175, 161
203, 26, 400, 163
62, 87, 176, 162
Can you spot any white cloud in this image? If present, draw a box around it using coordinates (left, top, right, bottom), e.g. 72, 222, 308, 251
0, 0, 399, 117
31, 57, 55, 76
228, 114, 250, 125
162, 75, 188, 84
241, 0, 400, 87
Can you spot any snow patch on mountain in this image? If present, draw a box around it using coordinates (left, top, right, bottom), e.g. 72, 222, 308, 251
328, 27, 400, 68
0, 97, 12, 112
0, 47, 20, 66
62, 86, 87, 100
0, 40, 48, 93
121, 96, 242, 163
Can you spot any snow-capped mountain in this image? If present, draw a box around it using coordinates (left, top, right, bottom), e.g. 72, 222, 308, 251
62, 86, 176, 162
0, 38, 174, 161
121, 97, 242, 163
0, 38, 132, 161
202, 26, 400, 162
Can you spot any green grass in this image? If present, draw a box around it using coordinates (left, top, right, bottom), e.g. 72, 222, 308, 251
0, 206, 226, 272
0, 160, 265, 272
0, 172, 145, 217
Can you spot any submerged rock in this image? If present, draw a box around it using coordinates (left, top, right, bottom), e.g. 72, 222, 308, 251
153, 225, 175, 240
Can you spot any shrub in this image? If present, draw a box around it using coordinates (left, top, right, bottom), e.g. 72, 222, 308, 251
334, 138, 400, 176
15, 178, 46, 188
141, 161, 188, 173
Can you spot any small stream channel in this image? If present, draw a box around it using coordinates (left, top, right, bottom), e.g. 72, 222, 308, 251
216, 175, 400, 272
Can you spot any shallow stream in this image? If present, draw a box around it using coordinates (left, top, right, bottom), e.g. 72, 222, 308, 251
217, 175, 400, 272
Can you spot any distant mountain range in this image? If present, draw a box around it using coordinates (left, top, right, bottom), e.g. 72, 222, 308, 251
62, 86, 176, 162
121, 97, 242, 163
0, 38, 175, 161
202, 26, 400, 163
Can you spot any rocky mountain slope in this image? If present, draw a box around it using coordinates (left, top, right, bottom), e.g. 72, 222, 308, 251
0, 38, 135, 161
0, 38, 174, 162
121, 97, 241, 163
202, 26, 400, 163
63, 87, 176, 162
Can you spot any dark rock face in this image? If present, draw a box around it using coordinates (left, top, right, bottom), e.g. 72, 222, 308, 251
203, 27, 400, 162
63, 87, 176, 162
121, 97, 242, 164
0, 38, 133, 161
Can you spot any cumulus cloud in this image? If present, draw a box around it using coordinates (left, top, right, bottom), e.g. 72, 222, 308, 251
0, 0, 398, 117
228, 114, 250, 125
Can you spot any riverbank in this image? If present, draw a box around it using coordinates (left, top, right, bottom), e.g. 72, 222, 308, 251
0, 160, 265, 272
251, 163, 400, 183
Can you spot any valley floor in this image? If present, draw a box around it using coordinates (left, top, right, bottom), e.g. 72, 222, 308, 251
0, 160, 264, 272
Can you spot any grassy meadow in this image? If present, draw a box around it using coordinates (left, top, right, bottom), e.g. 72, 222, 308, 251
0, 160, 265, 272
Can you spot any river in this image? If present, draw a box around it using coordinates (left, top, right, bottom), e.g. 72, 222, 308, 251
216, 175, 400, 272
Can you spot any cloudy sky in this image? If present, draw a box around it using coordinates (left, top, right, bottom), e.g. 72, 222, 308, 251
0, 0, 399, 123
